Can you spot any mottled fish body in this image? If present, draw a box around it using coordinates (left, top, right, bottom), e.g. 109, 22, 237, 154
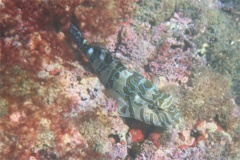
70, 24, 181, 127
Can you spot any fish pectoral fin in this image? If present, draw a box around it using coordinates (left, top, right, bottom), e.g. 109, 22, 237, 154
118, 105, 130, 117
150, 74, 160, 87
117, 98, 131, 118
104, 88, 121, 99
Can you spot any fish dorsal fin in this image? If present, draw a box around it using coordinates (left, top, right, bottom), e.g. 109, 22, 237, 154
150, 74, 160, 88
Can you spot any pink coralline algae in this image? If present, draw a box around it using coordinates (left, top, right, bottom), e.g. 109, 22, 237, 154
150, 41, 192, 84
0, 0, 133, 159
109, 143, 128, 159
133, 119, 238, 159
114, 24, 156, 73
118, 26, 139, 56
148, 12, 205, 84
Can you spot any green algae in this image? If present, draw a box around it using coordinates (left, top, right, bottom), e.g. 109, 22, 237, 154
78, 114, 111, 155
7, 66, 40, 99
176, 68, 238, 130
134, 0, 177, 25
0, 98, 8, 118
171, 0, 240, 109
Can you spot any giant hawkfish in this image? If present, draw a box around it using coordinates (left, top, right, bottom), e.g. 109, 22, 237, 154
70, 24, 181, 127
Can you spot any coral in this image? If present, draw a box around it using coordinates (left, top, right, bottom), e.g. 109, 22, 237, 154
129, 128, 145, 143
0, 0, 137, 39
0, 64, 86, 158
134, 118, 239, 159
0, 0, 81, 37
1, 0, 240, 159
0, 0, 129, 158
0, 0, 137, 74
1, 12, 75, 73
128, 120, 147, 143
131, 69, 239, 159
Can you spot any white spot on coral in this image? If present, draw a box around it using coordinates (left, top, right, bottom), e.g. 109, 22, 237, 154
62, 134, 71, 144
10, 111, 22, 122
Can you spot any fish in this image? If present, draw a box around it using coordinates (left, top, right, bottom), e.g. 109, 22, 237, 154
69, 24, 181, 127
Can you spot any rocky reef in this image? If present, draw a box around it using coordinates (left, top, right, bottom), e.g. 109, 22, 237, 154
0, 0, 240, 159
